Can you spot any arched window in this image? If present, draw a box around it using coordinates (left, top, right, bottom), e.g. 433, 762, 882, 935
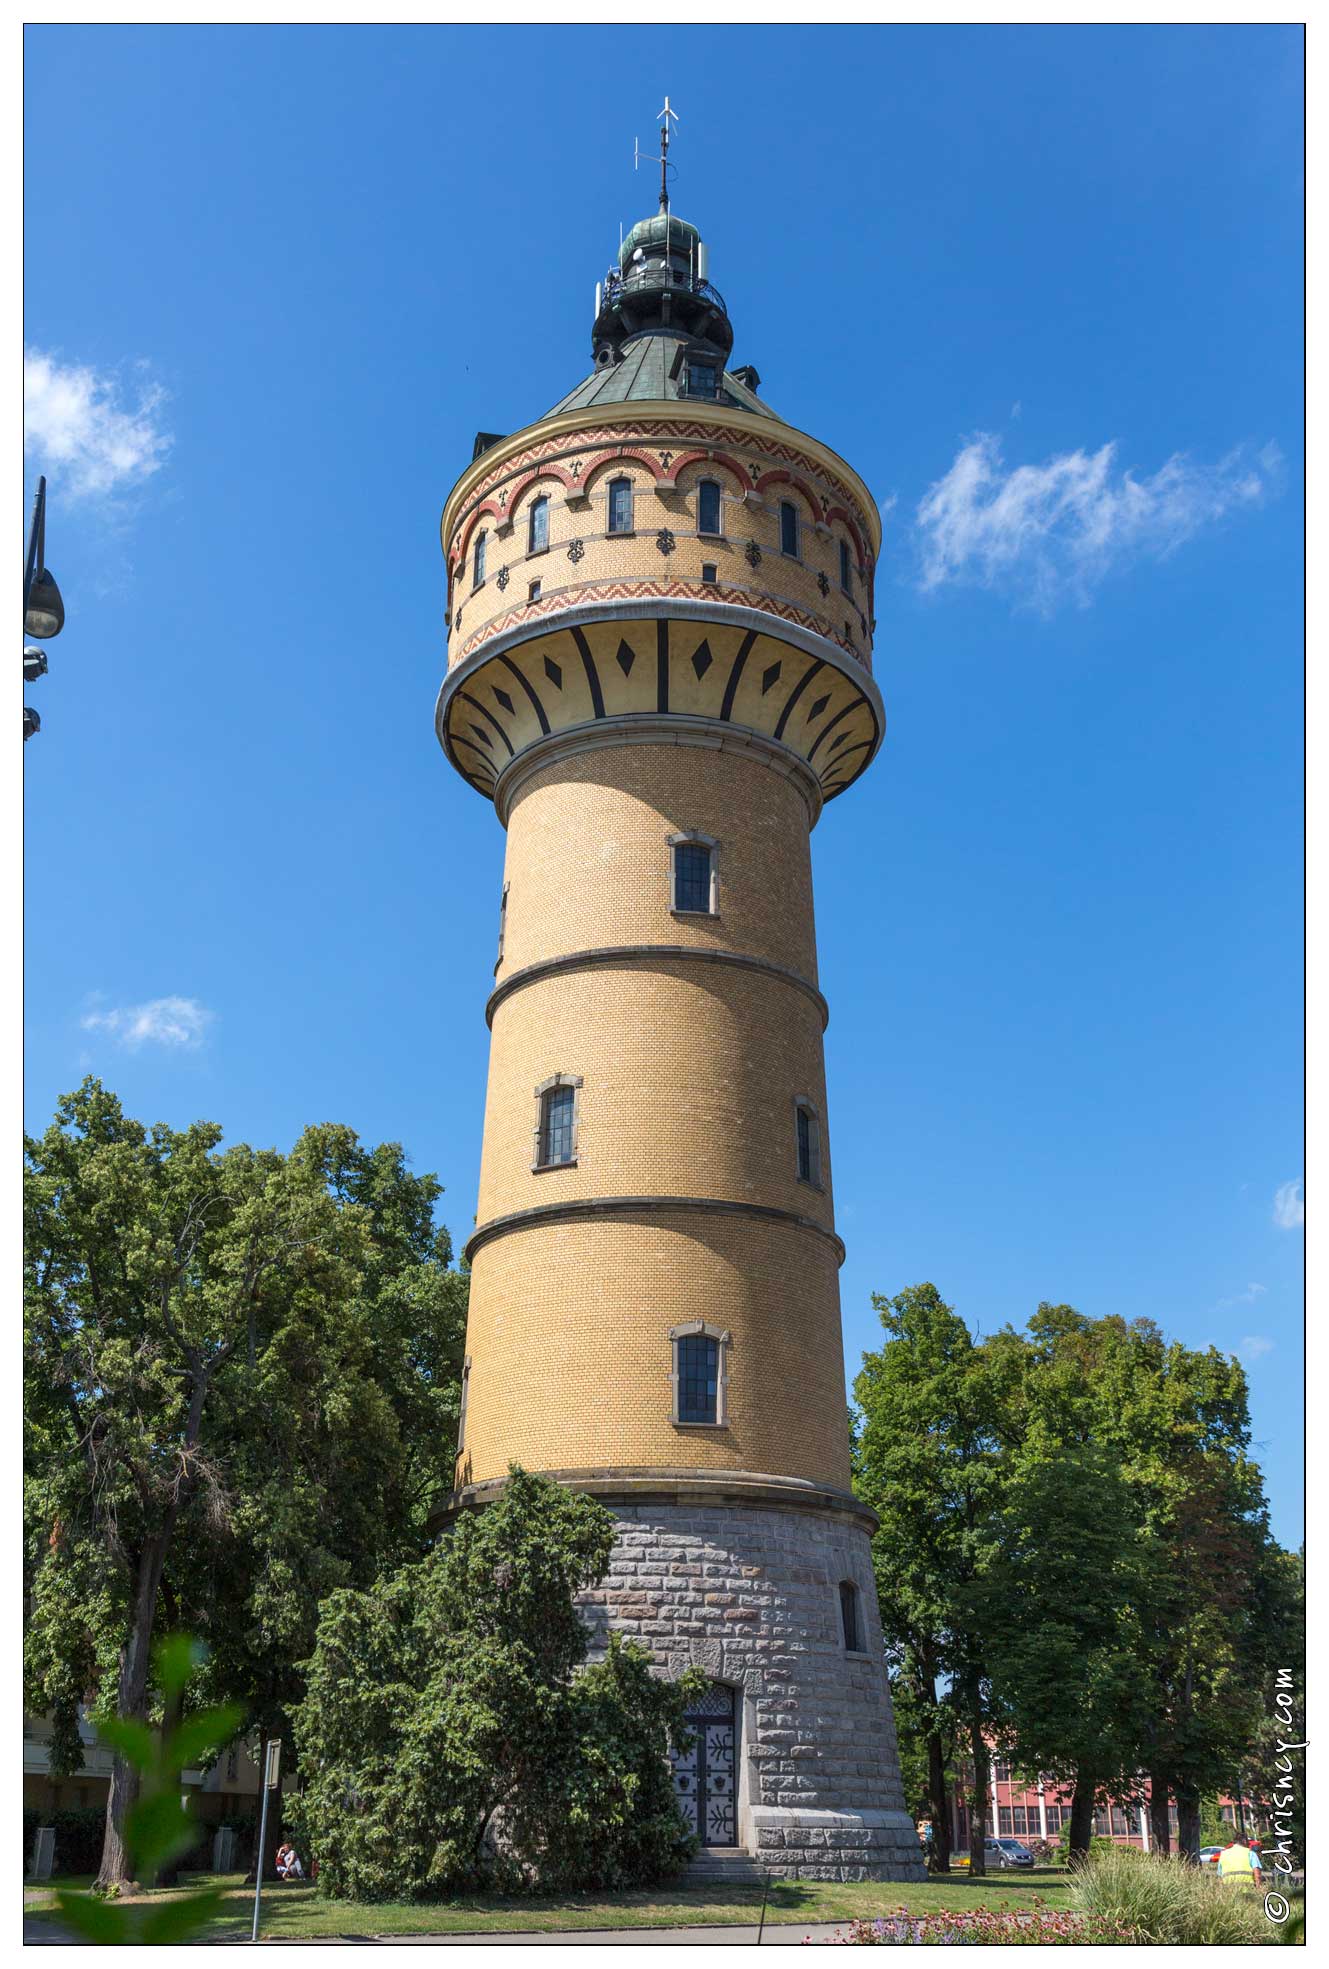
670, 1320, 731, 1426
473, 530, 487, 588
533, 1073, 582, 1170
839, 1580, 861, 1653
669, 832, 719, 915
780, 500, 800, 558
607, 476, 634, 535
839, 539, 853, 596
697, 480, 722, 537
528, 494, 549, 554
794, 1096, 822, 1188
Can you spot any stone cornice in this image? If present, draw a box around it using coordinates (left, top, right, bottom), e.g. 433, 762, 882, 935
486, 945, 830, 1030
463, 1193, 845, 1266
434, 1465, 880, 1534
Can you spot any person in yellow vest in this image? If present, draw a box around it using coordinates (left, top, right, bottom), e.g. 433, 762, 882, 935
1217, 1835, 1262, 1890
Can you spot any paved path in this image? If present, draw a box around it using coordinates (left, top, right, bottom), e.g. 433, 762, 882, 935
25, 1914, 847, 1947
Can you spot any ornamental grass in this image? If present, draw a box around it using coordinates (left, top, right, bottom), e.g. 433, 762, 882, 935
1067, 1845, 1275, 1947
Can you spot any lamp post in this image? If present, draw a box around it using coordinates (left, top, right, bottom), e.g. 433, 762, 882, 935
23, 474, 64, 739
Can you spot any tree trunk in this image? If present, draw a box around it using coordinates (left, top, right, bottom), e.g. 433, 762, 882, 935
96, 1532, 173, 1889
1175, 1781, 1201, 1862
154, 1677, 188, 1888
1149, 1772, 1171, 1856
967, 1720, 989, 1877
1066, 1768, 1097, 1867
927, 1727, 952, 1872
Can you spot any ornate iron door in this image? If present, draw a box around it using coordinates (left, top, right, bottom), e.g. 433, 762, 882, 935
671, 1682, 737, 1847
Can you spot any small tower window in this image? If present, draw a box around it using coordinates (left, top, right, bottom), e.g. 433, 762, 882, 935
670, 1320, 731, 1426
669, 832, 719, 915
473, 531, 487, 589
840, 1579, 862, 1653
528, 494, 549, 554
494, 880, 509, 973
457, 1355, 472, 1451
529, 579, 542, 602
533, 1073, 582, 1170
607, 476, 634, 535
839, 539, 853, 596
687, 361, 718, 399
794, 1096, 822, 1188
701, 562, 718, 585
697, 480, 722, 536
780, 500, 800, 558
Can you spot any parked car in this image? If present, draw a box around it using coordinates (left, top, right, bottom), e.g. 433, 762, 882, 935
1198, 1846, 1224, 1868
985, 1837, 1035, 1870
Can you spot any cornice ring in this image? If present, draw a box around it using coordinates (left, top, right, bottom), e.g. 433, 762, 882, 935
463, 1193, 846, 1267
486, 945, 830, 1030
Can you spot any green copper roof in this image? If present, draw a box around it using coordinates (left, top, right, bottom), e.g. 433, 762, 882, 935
546, 334, 778, 420
619, 213, 701, 272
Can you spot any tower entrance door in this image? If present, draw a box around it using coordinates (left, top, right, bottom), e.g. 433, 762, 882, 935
672, 1682, 737, 1847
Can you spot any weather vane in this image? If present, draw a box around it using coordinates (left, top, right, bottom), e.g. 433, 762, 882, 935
635, 96, 679, 213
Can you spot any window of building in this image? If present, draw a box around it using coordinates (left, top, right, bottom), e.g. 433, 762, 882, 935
226, 1746, 239, 1782
795, 1097, 822, 1188
457, 1354, 471, 1449
607, 476, 634, 535
1111, 1807, 1130, 1836
670, 1321, 730, 1425
998, 1806, 1013, 1835
698, 479, 722, 536
839, 539, 852, 595
473, 530, 487, 588
533, 1074, 581, 1170
1011, 1805, 1029, 1835
528, 494, 549, 554
1093, 1809, 1112, 1837
701, 562, 718, 584
528, 579, 541, 602
669, 832, 719, 915
687, 360, 718, 399
994, 1761, 1013, 1783
494, 880, 509, 973
780, 500, 800, 558
839, 1579, 861, 1652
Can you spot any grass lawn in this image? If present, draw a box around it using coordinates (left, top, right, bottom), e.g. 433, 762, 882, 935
29, 1868, 1073, 1939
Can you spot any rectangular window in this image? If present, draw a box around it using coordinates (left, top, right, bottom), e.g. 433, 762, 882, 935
539, 1083, 575, 1166
673, 840, 713, 913
1011, 1806, 1029, 1836
528, 496, 548, 553
701, 562, 718, 584
998, 1807, 1013, 1836
839, 1581, 860, 1652
698, 480, 722, 535
457, 1355, 471, 1448
995, 1762, 1013, 1783
473, 531, 487, 588
780, 500, 799, 557
495, 880, 509, 973
608, 477, 634, 534
677, 1333, 719, 1422
1111, 1808, 1130, 1836
687, 361, 717, 399
796, 1103, 820, 1186
839, 539, 852, 594
1093, 1810, 1112, 1836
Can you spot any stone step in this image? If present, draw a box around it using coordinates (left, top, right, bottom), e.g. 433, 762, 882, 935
687, 1849, 765, 1882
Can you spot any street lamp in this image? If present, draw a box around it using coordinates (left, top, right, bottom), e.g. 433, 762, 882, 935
23, 475, 64, 738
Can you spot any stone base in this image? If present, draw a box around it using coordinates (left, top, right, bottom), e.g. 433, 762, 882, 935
576, 1480, 927, 1882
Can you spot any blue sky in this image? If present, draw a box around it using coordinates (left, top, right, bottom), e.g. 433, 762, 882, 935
24, 25, 1304, 1542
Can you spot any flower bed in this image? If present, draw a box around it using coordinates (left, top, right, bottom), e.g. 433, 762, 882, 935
808, 1905, 1135, 1945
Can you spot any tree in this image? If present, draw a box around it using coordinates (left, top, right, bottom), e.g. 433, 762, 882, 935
853, 1285, 1004, 1874
291, 1468, 704, 1898
24, 1082, 466, 1888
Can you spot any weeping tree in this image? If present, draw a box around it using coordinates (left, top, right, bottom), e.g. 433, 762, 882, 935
24, 1081, 466, 1889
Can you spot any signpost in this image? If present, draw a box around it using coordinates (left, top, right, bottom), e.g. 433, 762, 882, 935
250, 1739, 282, 1944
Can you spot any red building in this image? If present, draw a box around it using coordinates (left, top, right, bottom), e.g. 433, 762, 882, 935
948, 1763, 1260, 1851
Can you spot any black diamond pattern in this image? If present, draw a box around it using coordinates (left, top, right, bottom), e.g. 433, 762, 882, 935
616, 639, 636, 677
808, 693, 831, 720
493, 688, 515, 714
544, 656, 563, 689
828, 732, 848, 753
656, 528, 676, 556
454, 608, 461, 629
470, 725, 492, 749
691, 639, 713, 680
760, 661, 782, 694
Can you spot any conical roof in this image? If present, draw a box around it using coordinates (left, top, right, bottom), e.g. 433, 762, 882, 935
546, 334, 776, 420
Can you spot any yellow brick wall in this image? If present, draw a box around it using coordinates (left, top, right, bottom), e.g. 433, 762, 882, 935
457, 1212, 852, 1490
498, 742, 819, 982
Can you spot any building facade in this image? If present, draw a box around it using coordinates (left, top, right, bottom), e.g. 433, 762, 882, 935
949, 1764, 1264, 1854
434, 180, 922, 1881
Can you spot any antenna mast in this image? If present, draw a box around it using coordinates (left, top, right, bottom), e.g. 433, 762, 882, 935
635, 96, 679, 215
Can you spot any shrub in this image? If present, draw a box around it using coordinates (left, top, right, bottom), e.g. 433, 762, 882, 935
291, 1468, 704, 1900
1067, 1845, 1273, 1945
24, 1806, 109, 1877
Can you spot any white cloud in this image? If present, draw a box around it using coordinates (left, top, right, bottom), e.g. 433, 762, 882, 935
914, 432, 1281, 612
24, 348, 172, 501
1273, 1179, 1304, 1230
1216, 1282, 1267, 1310
81, 995, 214, 1051
1237, 1334, 1275, 1364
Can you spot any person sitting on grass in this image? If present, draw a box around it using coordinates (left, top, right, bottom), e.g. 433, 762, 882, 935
274, 1841, 304, 1880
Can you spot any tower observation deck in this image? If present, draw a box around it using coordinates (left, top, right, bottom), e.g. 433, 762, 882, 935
433, 121, 921, 1881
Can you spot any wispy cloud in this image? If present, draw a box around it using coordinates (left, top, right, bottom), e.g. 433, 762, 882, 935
81, 995, 214, 1051
1273, 1178, 1304, 1230
914, 432, 1281, 613
1216, 1282, 1267, 1311
24, 348, 172, 502
1237, 1334, 1275, 1365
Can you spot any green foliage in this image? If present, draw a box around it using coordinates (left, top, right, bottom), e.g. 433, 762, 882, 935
292, 1468, 703, 1900
52, 1636, 242, 1943
24, 1807, 113, 1877
24, 1082, 466, 1881
1067, 1845, 1274, 1946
